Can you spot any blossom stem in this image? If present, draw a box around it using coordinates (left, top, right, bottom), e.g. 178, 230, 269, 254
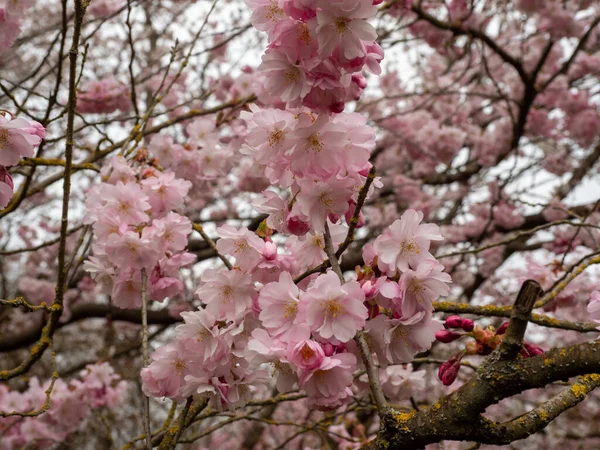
140, 268, 152, 450
323, 222, 388, 413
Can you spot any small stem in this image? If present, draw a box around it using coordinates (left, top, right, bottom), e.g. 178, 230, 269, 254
140, 268, 152, 450
324, 222, 343, 282
323, 223, 388, 413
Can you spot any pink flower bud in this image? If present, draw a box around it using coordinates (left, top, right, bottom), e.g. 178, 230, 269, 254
358, 166, 372, 177
286, 215, 310, 236
262, 241, 278, 261
521, 342, 544, 358
344, 200, 365, 228
495, 321, 509, 335
289, 340, 325, 371
26, 120, 47, 140
445, 315, 463, 328
321, 342, 335, 356
0, 166, 14, 189
438, 354, 462, 386
351, 73, 368, 89
329, 102, 345, 114
435, 330, 462, 343
361, 280, 377, 298
460, 319, 474, 332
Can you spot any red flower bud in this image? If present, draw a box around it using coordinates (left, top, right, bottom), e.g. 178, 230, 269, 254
495, 321, 509, 335
438, 354, 462, 386
286, 215, 310, 236
435, 330, 462, 343
521, 342, 544, 358
445, 315, 463, 328
460, 319, 474, 332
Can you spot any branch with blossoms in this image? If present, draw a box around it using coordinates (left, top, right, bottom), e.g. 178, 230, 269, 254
3, 0, 600, 448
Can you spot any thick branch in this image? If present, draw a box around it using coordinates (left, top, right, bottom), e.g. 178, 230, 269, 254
367, 340, 600, 449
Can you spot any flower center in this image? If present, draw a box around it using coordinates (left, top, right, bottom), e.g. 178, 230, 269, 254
311, 235, 324, 248
300, 343, 315, 360
265, 3, 283, 20
196, 328, 210, 343
408, 279, 425, 303
393, 326, 410, 346
335, 17, 349, 34
283, 67, 300, 86
323, 298, 343, 318
0, 129, 10, 149
172, 358, 186, 376
318, 192, 335, 212
306, 133, 323, 152
234, 239, 250, 254
297, 23, 311, 45
400, 239, 420, 257
268, 129, 285, 147
283, 301, 298, 319
220, 285, 233, 303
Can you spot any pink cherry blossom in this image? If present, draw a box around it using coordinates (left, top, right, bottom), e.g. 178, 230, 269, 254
145, 212, 192, 253
176, 309, 228, 368
216, 224, 266, 272
258, 271, 301, 337
298, 352, 356, 408
141, 340, 197, 401
315, 0, 377, 59
374, 209, 444, 274
195, 268, 256, 321
142, 171, 192, 217
366, 312, 444, 367
259, 49, 311, 103
301, 271, 367, 343
0, 115, 42, 166
105, 230, 161, 269
295, 176, 355, 232
399, 260, 452, 318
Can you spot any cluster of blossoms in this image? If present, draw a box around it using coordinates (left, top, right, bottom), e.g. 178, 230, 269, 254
0, 112, 46, 209
0, 0, 33, 50
138, 0, 453, 413
246, 0, 383, 112
0, 363, 126, 449
77, 77, 132, 114
83, 156, 195, 308
142, 209, 451, 409
435, 315, 544, 385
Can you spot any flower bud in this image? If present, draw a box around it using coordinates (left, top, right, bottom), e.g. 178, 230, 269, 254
438, 354, 462, 386
445, 315, 463, 328
288, 340, 325, 371
361, 280, 377, 298
460, 319, 474, 332
495, 321, 509, 335
521, 342, 544, 358
435, 330, 462, 343
286, 215, 310, 236
329, 102, 345, 114
344, 200, 365, 229
321, 342, 335, 357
